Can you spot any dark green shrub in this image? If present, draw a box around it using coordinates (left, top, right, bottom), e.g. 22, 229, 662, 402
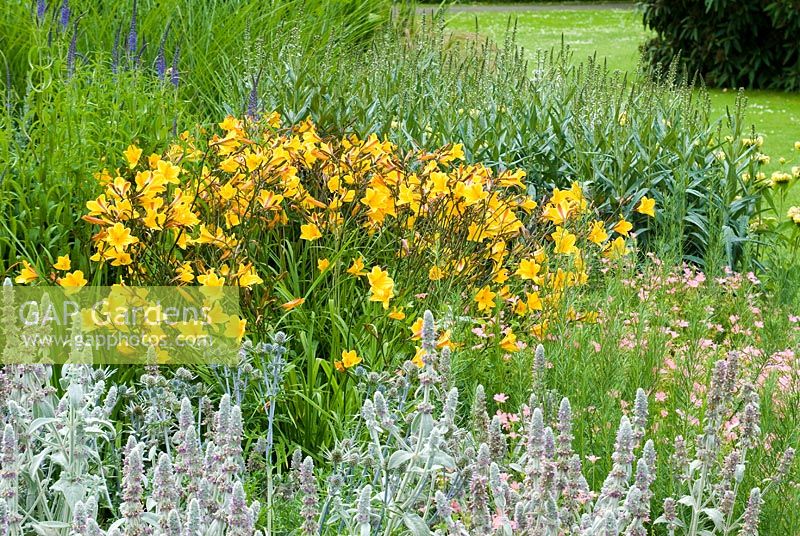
640, 0, 800, 91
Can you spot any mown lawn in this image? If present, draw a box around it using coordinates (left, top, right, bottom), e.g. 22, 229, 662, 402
445, 6, 800, 176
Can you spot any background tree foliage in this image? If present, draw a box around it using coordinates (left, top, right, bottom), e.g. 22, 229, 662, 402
640, 0, 800, 91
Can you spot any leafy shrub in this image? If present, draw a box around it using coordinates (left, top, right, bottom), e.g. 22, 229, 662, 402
640, 0, 800, 91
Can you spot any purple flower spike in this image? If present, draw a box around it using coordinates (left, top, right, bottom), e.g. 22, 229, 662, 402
127, 0, 138, 58
59, 0, 70, 30
111, 24, 121, 74
246, 71, 261, 119
155, 24, 171, 81
36, 0, 47, 23
66, 22, 78, 78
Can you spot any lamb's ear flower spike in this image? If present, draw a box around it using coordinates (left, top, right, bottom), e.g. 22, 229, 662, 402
298, 456, 318, 535
633, 388, 648, 445
471, 384, 489, 442
166, 509, 182, 536
488, 414, 507, 459
774, 447, 795, 484
740, 488, 762, 536
355, 484, 372, 527
183, 497, 202, 536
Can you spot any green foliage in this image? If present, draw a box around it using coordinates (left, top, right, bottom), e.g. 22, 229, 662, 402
640, 0, 800, 91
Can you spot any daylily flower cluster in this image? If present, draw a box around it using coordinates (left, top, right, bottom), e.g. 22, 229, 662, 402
15, 113, 654, 358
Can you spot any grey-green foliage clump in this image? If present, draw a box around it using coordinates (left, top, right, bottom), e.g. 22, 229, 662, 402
0, 362, 262, 536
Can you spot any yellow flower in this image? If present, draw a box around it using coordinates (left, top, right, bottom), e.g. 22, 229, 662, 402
59, 270, 88, 288
123, 144, 143, 168
15, 260, 38, 284
347, 257, 366, 277
587, 220, 609, 245
300, 223, 322, 241
281, 297, 305, 310
388, 307, 406, 321
219, 115, 240, 131
788, 206, 800, 224
105, 222, 139, 251
175, 263, 194, 283
411, 347, 426, 368
341, 349, 362, 369
500, 330, 519, 353
515, 259, 540, 280
613, 218, 633, 237
513, 298, 528, 316
493, 268, 509, 284
219, 182, 237, 201
428, 265, 444, 281
198, 270, 225, 287
551, 226, 579, 255
605, 236, 629, 260
474, 285, 496, 312
410, 317, 424, 340
367, 266, 395, 309
237, 265, 263, 287
636, 196, 656, 217
225, 316, 247, 341
54, 255, 71, 271
108, 250, 133, 266
531, 321, 549, 340
318, 258, 330, 271
526, 291, 543, 311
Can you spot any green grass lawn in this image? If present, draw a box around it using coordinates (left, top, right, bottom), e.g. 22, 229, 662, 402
445, 7, 800, 177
